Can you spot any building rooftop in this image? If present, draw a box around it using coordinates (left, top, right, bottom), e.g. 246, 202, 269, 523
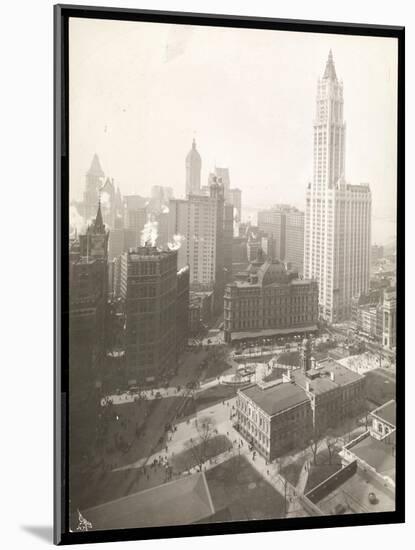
82, 472, 214, 531
348, 434, 395, 482
315, 468, 395, 515
230, 325, 318, 342
371, 400, 396, 427
292, 360, 363, 395
127, 246, 176, 260
240, 381, 308, 417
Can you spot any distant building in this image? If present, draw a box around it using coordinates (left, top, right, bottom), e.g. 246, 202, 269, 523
214, 167, 241, 212
189, 300, 202, 334
223, 202, 234, 283
223, 259, 318, 343
82, 154, 105, 223
237, 338, 366, 460
382, 288, 396, 350
108, 227, 136, 261
185, 139, 202, 196
123, 195, 148, 248
232, 236, 248, 264
177, 266, 190, 353
356, 305, 382, 340
167, 198, 189, 270
99, 176, 123, 230
285, 209, 305, 275
246, 234, 262, 263
304, 51, 371, 322
371, 244, 385, 264
189, 290, 214, 328
257, 205, 287, 261
120, 246, 189, 383
352, 287, 396, 348
69, 203, 109, 409
258, 205, 304, 275
214, 167, 231, 195
228, 188, 242, 222
168, 181, 225, 313
151, 185, 173, 204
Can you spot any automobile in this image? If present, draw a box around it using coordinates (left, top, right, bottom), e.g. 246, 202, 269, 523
155, 391, 162, 399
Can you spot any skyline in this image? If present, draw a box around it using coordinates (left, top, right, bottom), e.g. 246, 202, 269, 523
69, 19, 398, 244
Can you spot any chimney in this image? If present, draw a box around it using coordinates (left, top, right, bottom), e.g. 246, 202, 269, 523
306, 381, 310, 392
330, 371, 335, 382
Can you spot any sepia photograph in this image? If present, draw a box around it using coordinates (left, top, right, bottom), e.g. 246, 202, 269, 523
55, 5, 404, 544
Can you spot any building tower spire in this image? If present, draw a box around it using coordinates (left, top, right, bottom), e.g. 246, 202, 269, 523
323, 49, 337, 81
93, 199, 105, 234
185, 138, 202, 197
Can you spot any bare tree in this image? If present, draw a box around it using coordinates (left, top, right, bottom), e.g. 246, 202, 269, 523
184, 416, 217, 471
308, 428, 322, 465
325, 429, 339, 465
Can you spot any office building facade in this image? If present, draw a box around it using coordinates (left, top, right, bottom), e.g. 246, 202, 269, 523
304, 51, 371, 322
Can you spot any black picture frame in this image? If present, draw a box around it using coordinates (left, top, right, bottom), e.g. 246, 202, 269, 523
54, 4, 405, 545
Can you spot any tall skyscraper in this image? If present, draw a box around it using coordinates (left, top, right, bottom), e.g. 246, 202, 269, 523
187, 182, 225, 296
120, 246, 189, 383
168, 180, 226, 313
185, 138, 202, 196
304, 51, 371, 322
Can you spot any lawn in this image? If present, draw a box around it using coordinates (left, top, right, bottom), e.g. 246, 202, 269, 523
304, 449, 342, 494
279, 455, 307, 486
170, 435, 232, 473
69, 395, 191, 515
204, 455, 286, 522
169, 349, 209, 387
196, 385, 237, 411
203, 357, 232, 381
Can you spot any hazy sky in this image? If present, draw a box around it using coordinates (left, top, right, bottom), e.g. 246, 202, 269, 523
69, 18, 398, 244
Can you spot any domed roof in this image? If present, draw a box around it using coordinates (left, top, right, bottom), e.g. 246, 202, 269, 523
186, 138, 201, 163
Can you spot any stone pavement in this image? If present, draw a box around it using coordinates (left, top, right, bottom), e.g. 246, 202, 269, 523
102, 377, 221, 406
